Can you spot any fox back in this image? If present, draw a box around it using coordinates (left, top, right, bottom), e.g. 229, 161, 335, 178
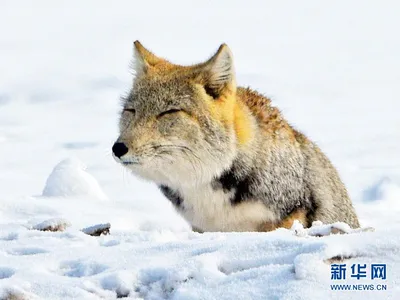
113, 41, 360, 232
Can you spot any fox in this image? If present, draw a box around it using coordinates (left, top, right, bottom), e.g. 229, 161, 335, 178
112, 41, 360, 233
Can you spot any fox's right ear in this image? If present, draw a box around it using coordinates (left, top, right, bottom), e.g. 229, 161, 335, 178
133, 41, 163, 76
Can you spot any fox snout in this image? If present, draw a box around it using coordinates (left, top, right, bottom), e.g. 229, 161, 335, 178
112, 142, 128, 158
112, 141, 141, 164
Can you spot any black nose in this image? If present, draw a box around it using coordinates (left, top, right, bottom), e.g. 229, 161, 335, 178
112, 142, 129, 158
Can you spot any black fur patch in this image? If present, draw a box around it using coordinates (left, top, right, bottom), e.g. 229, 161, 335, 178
214, 168, 253, 205
305, 192, 318, 227
159, 185, 183, 208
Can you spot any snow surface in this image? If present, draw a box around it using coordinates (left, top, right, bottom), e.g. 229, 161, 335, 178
1, 1, 400, 299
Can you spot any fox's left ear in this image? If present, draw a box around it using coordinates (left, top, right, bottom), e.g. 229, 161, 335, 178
133, 41, 164, 76
200, 44, 236, 98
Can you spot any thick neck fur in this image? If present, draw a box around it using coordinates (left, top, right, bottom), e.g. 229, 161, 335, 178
157, 87, 291, 231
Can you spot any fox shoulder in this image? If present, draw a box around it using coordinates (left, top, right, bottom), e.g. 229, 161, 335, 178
236, 87, 298, 141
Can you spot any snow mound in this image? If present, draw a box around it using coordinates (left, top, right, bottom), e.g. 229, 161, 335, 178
42, 158, 107, 200
32, 218, 71, 232
81, 223, 111, 236
362, 177, 400, 203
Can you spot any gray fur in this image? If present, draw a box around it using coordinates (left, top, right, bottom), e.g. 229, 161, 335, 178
114, 42, 360, 231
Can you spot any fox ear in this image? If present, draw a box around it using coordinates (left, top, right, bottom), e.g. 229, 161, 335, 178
201, 44, 236, 98
133, 41, 163, 76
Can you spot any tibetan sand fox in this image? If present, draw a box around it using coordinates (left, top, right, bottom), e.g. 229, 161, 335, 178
113, 41, 360, 233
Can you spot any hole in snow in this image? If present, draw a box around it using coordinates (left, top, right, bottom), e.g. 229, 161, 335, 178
60, 260, 108, 278
0, 267, 15, 279
8, 247, 48, 256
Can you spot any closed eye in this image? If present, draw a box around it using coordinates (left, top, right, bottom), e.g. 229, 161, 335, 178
157, 109, 182, 118
123, 108, 136, 114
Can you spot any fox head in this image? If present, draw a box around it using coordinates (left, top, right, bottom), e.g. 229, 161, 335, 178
113, 41, 253, 188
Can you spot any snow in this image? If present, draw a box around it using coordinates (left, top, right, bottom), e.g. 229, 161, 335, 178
42, 158, 108, 201
292, 220, 375, 238
1, 1, 400, 299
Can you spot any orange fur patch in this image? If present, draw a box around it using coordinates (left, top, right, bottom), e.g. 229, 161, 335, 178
258, 209, 308, 232
236, 87, 298, 142
278, 209, 308, 229
205, 88, 253, 146
206, 90, 235, 125
233, 102, 253, 145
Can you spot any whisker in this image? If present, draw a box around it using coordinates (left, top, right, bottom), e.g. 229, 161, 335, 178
104, 151, 113, 157
116, 143, 207, 184
151, 144, 205, 182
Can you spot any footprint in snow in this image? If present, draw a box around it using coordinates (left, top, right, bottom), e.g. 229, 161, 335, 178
60, 260, 108, 278
0, 93, 11, 105
190, 247, 218, 257
8, 247, 48, 256
0, 267, 15, 279
100, 239, 120, 247
0, 232, 18, 241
